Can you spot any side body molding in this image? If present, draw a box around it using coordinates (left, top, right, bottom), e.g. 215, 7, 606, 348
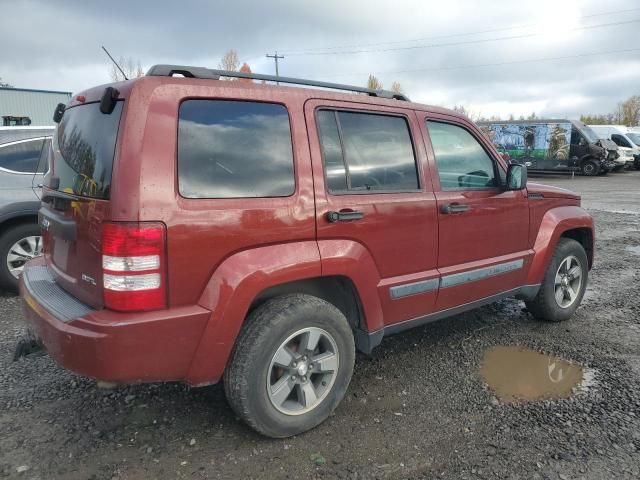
186, 241, 321, 386
525, 206, 594, 286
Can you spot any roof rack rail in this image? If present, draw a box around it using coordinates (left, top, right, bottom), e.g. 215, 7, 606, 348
145, 64, 410, 101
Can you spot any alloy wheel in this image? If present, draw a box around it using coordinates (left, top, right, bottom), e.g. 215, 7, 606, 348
267, 327, 339, 415
7, 235, 42, 279
553, 255, 582, 309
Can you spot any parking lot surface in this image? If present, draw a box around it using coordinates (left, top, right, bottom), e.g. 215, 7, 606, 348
1, 172, 639, 479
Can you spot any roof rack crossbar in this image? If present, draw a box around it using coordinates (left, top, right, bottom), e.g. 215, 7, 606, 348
145, 64, 409, 101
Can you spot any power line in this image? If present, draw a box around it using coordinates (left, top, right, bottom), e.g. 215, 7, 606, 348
310, 47, 640, 79
279, 7, 640, 55
281, 17, 640, 57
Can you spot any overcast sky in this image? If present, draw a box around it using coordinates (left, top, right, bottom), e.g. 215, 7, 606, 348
2, 0, 639, 119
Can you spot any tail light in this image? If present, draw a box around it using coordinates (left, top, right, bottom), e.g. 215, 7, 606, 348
101, 222, 167, 311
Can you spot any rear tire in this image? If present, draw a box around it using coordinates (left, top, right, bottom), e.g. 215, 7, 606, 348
525, 238, 588, 322
224, 294, 355, 438
0, 222, 42, 292
581, 160, 599, 176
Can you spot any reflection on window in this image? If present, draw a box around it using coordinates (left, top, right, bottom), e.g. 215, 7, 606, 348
427, 121, 496, 190
0, 139, 44, 173
55, 101, 123, 199
36, 138, 51, 174
317, 111, 347, 191
317, 110, 418, 192
178, 100, 295, 198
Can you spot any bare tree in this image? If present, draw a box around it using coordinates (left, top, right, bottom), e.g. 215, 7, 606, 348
451, 105, 484, 122
367, 74, 383, 90
619, 95, 640, 126
390, 81, 403, 94
581, 95, 640, 127
0, 77, 12, 88
452, 105, 467, 116
109, 57, 144, 81
219, 49, 240, 72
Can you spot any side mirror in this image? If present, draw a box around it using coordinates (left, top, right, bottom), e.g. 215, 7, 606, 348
505, 163, 527, 190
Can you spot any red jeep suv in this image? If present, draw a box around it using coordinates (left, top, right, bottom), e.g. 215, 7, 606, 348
20, 65, 594, 438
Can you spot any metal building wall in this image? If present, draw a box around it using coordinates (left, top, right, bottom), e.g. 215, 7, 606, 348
0, 87, 72, 126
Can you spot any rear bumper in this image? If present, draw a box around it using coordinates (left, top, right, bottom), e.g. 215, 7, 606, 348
20, 257, 211, 383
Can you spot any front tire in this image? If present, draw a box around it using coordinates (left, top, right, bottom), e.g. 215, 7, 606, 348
224, 294, 355, 438
581, 160, 599, 176
526, 238, 588, 322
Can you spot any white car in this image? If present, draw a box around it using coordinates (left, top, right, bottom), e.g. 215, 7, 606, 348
0, 128, 53, 290
588, 125, 640, 170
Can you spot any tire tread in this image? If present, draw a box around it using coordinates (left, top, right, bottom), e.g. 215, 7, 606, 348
526, 238, 588, 322
224, 294, 353, 437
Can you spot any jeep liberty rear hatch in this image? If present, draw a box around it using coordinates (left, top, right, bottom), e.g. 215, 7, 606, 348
41, 99, 124, 308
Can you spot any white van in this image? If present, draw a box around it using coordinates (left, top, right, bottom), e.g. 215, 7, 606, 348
588, 125, 640, 170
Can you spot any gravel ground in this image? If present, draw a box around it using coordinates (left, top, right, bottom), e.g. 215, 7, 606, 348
1, 172, 639, 479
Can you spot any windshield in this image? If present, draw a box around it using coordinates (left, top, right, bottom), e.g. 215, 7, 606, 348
575, 123, 599, 143
626, 133, 640, 146
49, 101, 123, 199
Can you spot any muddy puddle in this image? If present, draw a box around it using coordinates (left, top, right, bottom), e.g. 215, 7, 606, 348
625, 245, 640, 256
480, 346, 584, 403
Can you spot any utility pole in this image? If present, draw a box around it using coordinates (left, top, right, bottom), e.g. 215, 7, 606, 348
266, 51, 284, 84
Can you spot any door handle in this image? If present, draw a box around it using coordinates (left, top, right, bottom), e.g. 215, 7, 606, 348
326, 210, 364, 223
440, 203, 469, 214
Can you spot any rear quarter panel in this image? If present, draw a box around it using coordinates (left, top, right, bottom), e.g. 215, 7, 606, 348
117, 78, 317, 308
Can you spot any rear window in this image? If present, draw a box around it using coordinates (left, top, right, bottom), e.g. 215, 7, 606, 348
0, 138, 45, 173
178, 100, 295, 198
316, 109, 419, 193
52, 101, 123, 199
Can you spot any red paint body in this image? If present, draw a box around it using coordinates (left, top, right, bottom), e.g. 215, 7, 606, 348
21, 76, 594, 386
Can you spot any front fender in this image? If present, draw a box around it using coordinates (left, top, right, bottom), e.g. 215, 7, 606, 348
525, 206, 594, 285
185, 241, 321, 386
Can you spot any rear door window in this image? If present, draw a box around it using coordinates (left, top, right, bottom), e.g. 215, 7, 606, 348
0, 138, 45, 173
316, 109, 419, 193
178, 100, 295, 198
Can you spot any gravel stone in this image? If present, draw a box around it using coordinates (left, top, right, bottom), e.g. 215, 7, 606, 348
1, 173, 639, 478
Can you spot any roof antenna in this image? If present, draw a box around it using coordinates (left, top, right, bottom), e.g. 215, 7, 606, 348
101, 45, 128, 80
